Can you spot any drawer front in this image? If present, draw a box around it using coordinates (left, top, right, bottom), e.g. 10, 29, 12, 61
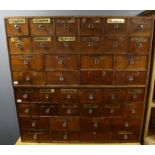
30, 18, 54, 36
115, 55, 148, 70
80, 55, 113, 69
45, 55, 78, 70
38, 104, 58, 116
6, 18, 29, 36
81, 118, 111, 131
129, 37, 150, 53
104, 18, 128, 35
12, 71, 45, 85
80, 18, 103, 35
19, 117, 49, 130
115, 71, 147, 85
79, 89, 102, 103
55, 18, 78, 35
9, 37, 32, 54
103, 105, 121, 117
32, 37, 54, 53
80, 71, 113, 85
10, 54, 43, 71
46, 71, 79, 85
80, 37, 104, 53
81, 104, 102, 117
55, 37, 78, 53
59, 104, 79, 116
15, 88, 37, 102
80, 131, 110, 142
129, 18, 152, 36
49, 117, 80, 131
104, 37, 128, 52
17, 103, 37, 116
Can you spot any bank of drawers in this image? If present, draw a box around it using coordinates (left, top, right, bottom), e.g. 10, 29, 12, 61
5, 16, 153, 143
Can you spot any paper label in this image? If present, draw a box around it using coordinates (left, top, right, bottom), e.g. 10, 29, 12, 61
34, 37, 51, 42
17, 99, 22, 103
58, 37, 76, 42
8, 18, 26, 24
32, 18, 51, 23
107, 18, 125, 23
13, 81, 18, 85
61, 89, 77, 94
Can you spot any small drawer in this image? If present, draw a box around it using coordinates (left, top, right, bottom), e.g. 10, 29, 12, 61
81, 104, 102, 117
30, 18, 54, 36
80, 71, 113, 85
19, 117, 49, 130
104, 37, 128, 52
55, 37, 78, 53
114, 71, 147, 85
32, 37, 54, 53
80, 131, 110, 142
38, 88, 59, 103
38, 104, 58, 116
17, 103, 37, 116
59, 104, 79, 116
80, 18, 103, 35
129, 18, 152, 36
115, 55, 148, 70
45, 55, 78, 70
129, 37, 150, 54
10, 54, 43, 71
104, 18, 128, 35
81, 118, 111, 131
12, 71, 45, 85
79, 89, 102, 103
6, 18, 29, 36
14, 88, 37, 103
9, 37, 32, 54
111, 131, 140, 142
80, 55, 113, 69
49, 117, 80, 131
46, 71, 79, 85
55, 18, 78, 36
80, 37, 104, 53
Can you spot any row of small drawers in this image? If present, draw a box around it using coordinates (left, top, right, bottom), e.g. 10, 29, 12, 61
12, 71, 147, 85
6, 17, 152, 37
10, 54, 148, 71
8, 37, 151, 54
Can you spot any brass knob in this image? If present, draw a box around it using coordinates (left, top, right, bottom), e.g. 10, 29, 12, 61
40, 42, 45, 48
45, 94, 49, 99
136, 42, 142, 48
33, 134, 37, 140
66, 94, 71, 99
89, 94, 94, 100
26, 75, 30, 81
94, 122, 98, 128
38, 24, 45, 30
125, 122, 129, 127
113, 24, 119, 29
32, 121, 36, 127
137, 24, 144, 31
88, 24, 94, 29
45, 108, 50, 114
14, 25, 20, 31
64, 42, 69, 47
89, 109, 93, 114
128, 58, 134, 65
111, 94, 116, 100
133, 94, 138, 99
94, 58, 100, 65
63, 134, 68, 140
24, 108, 29, 114
123, 135, 128, 140
23, 93, 28, 99
16, 43, 22, 48
88, 42, 94, 47
67, 108, 72, 114
132, 108, 136, 114
24, 59, 29, 65
58, 59, 64, 65
128, 76, 134, 82
59, 76, 64, 81
110, 108, 114, 114
62, 121, 67, 127
113, 41, 118, 48
64, 24, 69, 30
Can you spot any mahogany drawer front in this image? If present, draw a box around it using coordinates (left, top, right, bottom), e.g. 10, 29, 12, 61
81, 104, 102, 117
55, 37, 78, 53
21, 130, 50, 142
45, 55, 78, 70
81, 118, 111, 131
55, 18, 78, 36
80, 18, 103, 36
114, 71, 147, 85
19, 117, 49, 130
111, 131, 140, 142
79, 37, 104, 53
104, 37, 128, 52
10, 54, 43, 71
46, 71, 79, 85
80, 131, 110, 142
9, 37, 32, 54
51, 131, 80, 142
80, 55, 113, 69
49, 117, 80, 131
115, 55, 148, 70
6, 18, 29, 36
59, 104, 79, 116
128, 37, 150, 53
104, 18, 128, 35
12, 71, 45, 85
38, 88, 59, 103
30, 18, 54, 36
38, 104, 58, 116
129, 18, 152, 36
32, 37, 54, 53
80, 71, 113, 85
15, 88, 37, 102
79, 89, 102, 103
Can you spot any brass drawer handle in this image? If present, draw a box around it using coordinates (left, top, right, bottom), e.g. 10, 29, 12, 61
45, 108, 50, 114
33, 134, 37, 140
23, 93, 28, 99
59, 76, 64, 81
137, 24, 144, 31
63, 134, 68, 140
38, 24, 45, 30
24, 108, 29, 114
128, 58, 134, 65
111, 94, 116, 100
67, 108, 72, 114
132, 94, 138, 99
88, 24, 94, 29
123, 135, 128, 140
88, 42, 94, 47
93, 122, 98, 128
64, 42, 69, 47
132, 108, 136, 114
128, 76, 134, 82
89, 94, 94, 100
125, 122, 129, 127
32, 121, 36, 127
89, 108, 93, 114
24, 59, 29, 65
66, 94, 71, 99
64, 24, 69, 30
45, 94, 49, 99
110, 108, 114, 114
40, 42, 46, 48
113, 41, 118, 48
16, 43, 22, 48
58, 59, 64, 65
94, 58, 100, 65
26, 75, 31, 81
113, 24, 119, 29
14, 25, 20, 31
136, 42, 142, 48
62, 121, 67, 127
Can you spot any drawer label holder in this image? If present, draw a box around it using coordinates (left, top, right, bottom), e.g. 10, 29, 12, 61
34, 37, 51, 42
32, 18, 51, 23
107, 18, 125, 23
58, 37, 76, 42
8, 18, 26, 24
